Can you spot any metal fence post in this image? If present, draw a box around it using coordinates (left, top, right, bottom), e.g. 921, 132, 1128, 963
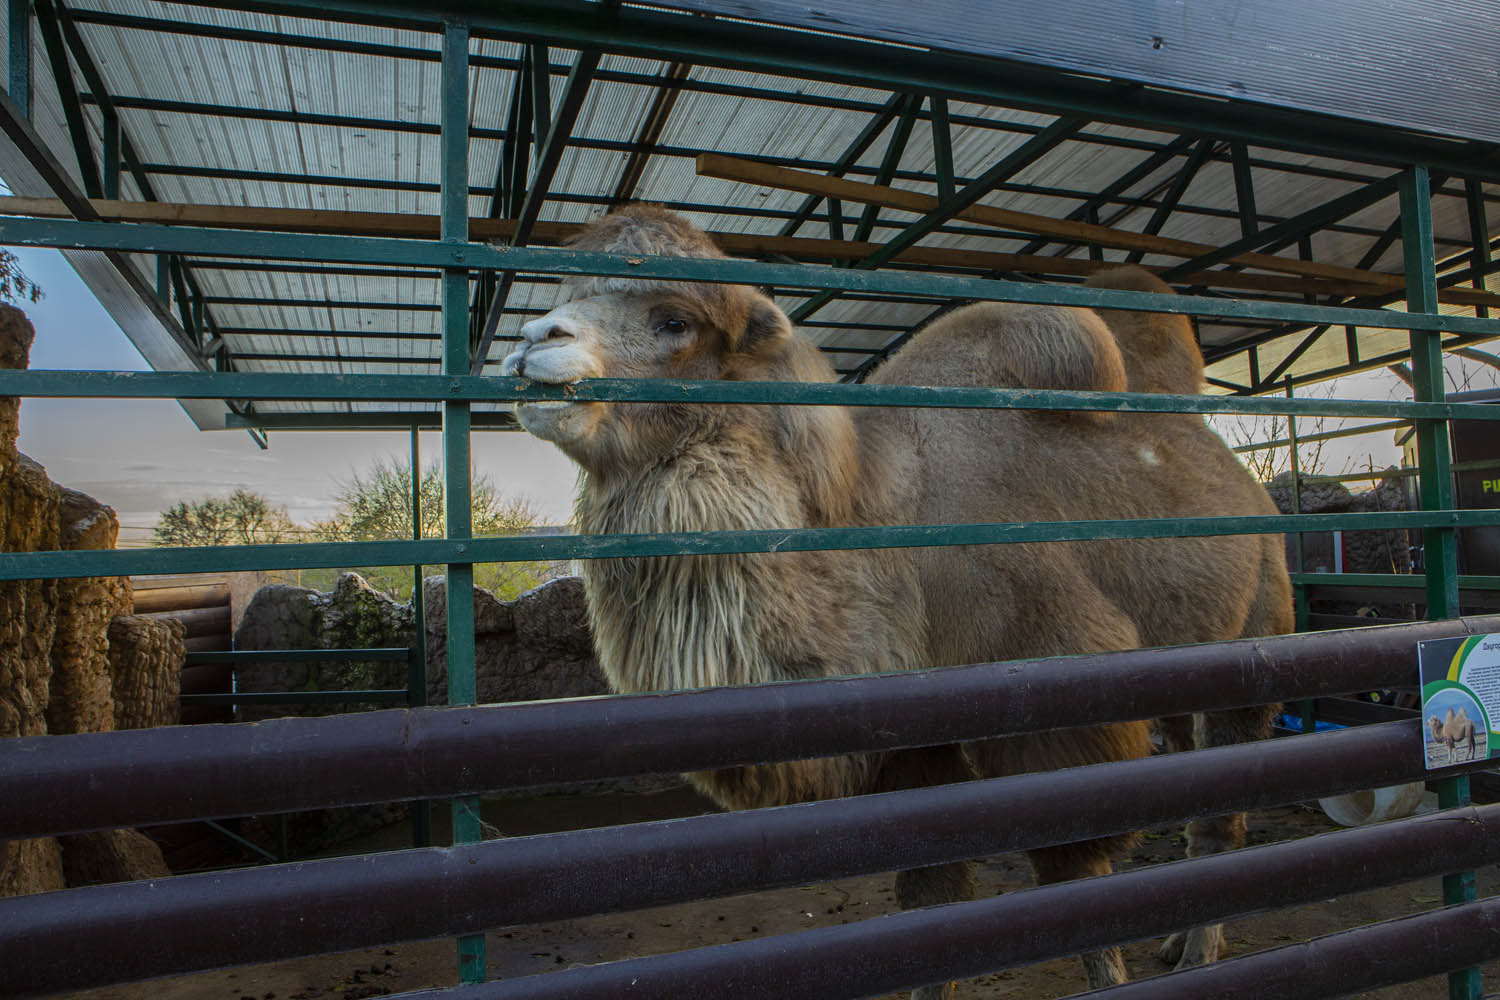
1401, 164, 1479, 1000
440, 18, 484, 985
409, 423, 430, 849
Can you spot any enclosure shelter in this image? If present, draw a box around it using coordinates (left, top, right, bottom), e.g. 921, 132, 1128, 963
2, 1, 1500, 997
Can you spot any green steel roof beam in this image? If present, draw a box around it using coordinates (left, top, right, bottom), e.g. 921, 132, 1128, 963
1158, 172, 1403, 282
7, 0, 30, 118
1258, 325, 1331, 391
1016, 135, 1198, 256
779, 93, 931, 240
1231, 142, 1259, 238
31, 0, 99, 197
928, 95, 955, 203
53, 0, 239, 387
1123, 137, 1215, 264
610, 60, 692, 206
472, 49, 600, 373
790, 115, 1086, 323
1466, 179, 1492, 320
851, 93, 921, 244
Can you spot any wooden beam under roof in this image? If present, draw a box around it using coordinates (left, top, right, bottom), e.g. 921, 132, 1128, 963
5, 196, 1498, 310
694, 153, 1428, 293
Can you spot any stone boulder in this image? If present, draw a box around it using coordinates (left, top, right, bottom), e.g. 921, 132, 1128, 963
47, 488, 132, 736
232, 573, 414, 722
108, 615, 185, 731
422, 575, 607, 707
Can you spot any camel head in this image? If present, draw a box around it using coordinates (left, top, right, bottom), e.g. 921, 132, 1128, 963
1429, 715, 1444, 737
501, 205, 817, 475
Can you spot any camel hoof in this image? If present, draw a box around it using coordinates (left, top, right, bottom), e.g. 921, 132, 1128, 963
1083, 947, 1130, 989
1166, 925, 1224, 970
1157, 931, 1186, 966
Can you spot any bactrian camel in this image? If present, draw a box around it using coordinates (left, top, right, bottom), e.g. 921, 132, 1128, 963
501, 205, 1293, 996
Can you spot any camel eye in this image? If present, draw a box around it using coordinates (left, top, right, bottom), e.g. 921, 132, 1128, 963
658, 316, 689, 336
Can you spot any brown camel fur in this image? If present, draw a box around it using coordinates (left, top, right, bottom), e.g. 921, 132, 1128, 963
501, 205, 1293, 996
1429, 706, 1478, 763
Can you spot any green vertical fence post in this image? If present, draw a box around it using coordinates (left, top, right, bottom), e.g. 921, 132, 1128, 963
409, 422, 430, 849
440, 19, 484, 985
1402, 165, 1479, 1000
7, 0, 29, 118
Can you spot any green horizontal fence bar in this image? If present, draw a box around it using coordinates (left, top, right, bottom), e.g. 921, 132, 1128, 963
1291, 573, 1500, 591
179, 690, 410, 706
183, 648, 411, 664
5, 370, 1500, 421
5, 510, 1500, 582
5, 217, 1500, 335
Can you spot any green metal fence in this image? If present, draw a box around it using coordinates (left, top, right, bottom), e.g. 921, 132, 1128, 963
3, 3, 1500, 998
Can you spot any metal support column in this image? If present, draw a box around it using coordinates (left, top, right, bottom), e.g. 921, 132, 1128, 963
409, 422, 430, 849
439, 20, 483, 985
1401, 165, 1477, 1000
7, 0, 29, 118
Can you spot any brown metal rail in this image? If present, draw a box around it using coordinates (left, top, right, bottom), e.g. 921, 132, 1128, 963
377, 805, 1500, 1000
3, 615, 1498, 840
1, 719, 1494, 995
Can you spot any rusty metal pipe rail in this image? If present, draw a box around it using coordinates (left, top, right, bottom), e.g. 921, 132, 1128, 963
1082, 895, 1500, 999
3, 616, 1498, 840
358, 805, 1500, 1000
2, 720, 1491, 996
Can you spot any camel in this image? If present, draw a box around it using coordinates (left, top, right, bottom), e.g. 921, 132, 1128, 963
1429, 707, 1477, 763
501, 205, 1293, 996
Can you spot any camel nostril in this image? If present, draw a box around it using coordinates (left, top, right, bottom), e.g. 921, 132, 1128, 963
544, 325, 573, 342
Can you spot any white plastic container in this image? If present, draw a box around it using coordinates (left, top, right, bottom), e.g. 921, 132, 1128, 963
1317, 782, 1426, 826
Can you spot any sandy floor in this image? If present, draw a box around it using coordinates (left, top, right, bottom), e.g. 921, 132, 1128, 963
61, 789, 1500, 1000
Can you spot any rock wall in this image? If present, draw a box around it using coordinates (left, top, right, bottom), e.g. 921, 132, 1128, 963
232, 572, 611, 713
231, 571, 664, 852
0, 304, 177, 895
1268, 469, 1413, 575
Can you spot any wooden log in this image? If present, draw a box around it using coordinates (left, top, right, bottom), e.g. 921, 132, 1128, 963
140, 605, 230, 640
131, 583, 229, 615
183, 634, 232, 654
130, 574, 230, 591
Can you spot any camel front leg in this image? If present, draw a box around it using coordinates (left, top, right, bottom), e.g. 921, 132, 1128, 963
874, 746, 978, 999
1159, 703, 1276, 970
1028, 841, 1130, 988
896, 862, 978, 1000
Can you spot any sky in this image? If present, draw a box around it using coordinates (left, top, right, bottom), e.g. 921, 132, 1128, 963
9, 243, 1494, 549
9, 246, 580, 546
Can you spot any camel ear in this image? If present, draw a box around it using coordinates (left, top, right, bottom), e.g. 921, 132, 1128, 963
736, 297, 793, 356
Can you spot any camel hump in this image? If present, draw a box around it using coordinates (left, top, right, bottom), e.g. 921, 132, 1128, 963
1084, 266, 1204, 395
874, 302, 1126, 407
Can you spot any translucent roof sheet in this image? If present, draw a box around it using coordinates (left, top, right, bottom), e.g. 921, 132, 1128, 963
1, 1, 1496, 428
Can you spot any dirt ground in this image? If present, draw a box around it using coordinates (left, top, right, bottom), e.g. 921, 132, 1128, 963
64, 788, 1500, 1000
